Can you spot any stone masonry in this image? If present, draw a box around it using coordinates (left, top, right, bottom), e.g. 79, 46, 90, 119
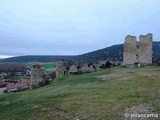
123, 33, 152, 65
123, 35, 137, 65
30, 64, 47, 88
139, 34, 152, 63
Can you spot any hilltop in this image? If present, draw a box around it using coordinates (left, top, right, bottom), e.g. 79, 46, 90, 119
0, 65, 159, 119
0, 41, 160, 63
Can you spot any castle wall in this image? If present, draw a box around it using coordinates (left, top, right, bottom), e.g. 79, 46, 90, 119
123, 35, 137, 65
139, 33, 152, 63
123, 33, 152, 65
30, 64, 47, 88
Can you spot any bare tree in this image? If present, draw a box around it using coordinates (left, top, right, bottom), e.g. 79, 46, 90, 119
0, 63, 27, 72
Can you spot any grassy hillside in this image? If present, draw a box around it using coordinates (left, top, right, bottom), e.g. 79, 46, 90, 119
0, 65, 160, 119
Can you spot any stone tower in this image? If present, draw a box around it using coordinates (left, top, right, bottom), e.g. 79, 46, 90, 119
123, 35, 137, 65
139, 33, 152, 63
123, 33, 152, 65
30, 64, 47, 88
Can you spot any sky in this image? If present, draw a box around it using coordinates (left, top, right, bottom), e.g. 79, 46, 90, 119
0, 0, 160, 58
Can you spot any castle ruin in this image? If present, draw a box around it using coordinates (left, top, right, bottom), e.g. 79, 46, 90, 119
123, 33, 152, 65
30, 64, 47, 88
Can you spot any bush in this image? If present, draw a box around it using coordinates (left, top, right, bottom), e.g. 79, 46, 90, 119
157, 61, 160, 66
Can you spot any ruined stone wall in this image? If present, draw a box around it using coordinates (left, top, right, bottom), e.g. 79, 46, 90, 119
123, 33, 152, 65
55, 61, 66, 77
123, 35, 137, 65
139, 33, 152, 63
30, 64, 47, 88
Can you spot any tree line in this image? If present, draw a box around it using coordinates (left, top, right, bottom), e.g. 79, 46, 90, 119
0, 63, 27, 72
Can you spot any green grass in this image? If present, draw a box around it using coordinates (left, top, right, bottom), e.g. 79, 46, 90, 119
25, 62, 56, 69
41, 63, 56, 69
0, 65, 160, 119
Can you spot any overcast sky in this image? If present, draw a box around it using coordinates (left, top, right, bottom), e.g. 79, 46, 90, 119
0, 0, 160, 58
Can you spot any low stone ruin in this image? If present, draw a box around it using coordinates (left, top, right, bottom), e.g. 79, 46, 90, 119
81, 64, 95, 73
123, 33, 152, 65
30, 64, 47, 88
55, 61, 67, 77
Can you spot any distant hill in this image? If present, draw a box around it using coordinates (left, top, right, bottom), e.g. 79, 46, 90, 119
77, 44, 123, 62
0, 41, 160, 63
0, 55, 77, 63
